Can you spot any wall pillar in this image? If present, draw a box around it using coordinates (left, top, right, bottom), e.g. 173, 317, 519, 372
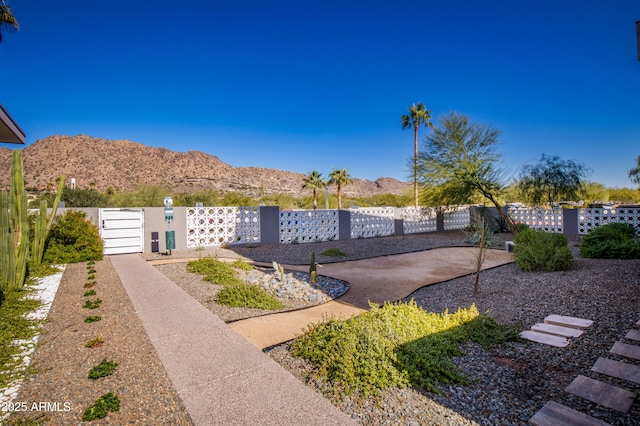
338, 209, 351, 240
259, 206, 280, 244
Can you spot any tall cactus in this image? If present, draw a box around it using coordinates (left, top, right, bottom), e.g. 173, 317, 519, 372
1, 150, 29, 291
31, 176, 65, 266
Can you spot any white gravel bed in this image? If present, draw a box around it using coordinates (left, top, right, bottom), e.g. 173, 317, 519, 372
0, 266, 65, 420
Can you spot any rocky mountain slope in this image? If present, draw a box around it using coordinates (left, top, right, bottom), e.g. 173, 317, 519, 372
0, 135, 410, 197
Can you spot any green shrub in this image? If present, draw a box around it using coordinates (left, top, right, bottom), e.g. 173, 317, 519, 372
84, 315, 101, 323
82, 392, 120, 421
290, 301, 517, 398
216, 283, 284, 310
321, 248, 348, 257
579, 223, 640, 259
88, 359, 118, 379
187, 258, 244, 286
43, 210, 103, 264
83, 299, 102, 309
513, 229, 573, 272
231, 259, 254, 271
514, 223, 530, 233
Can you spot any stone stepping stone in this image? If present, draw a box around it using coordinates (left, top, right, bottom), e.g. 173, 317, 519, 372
610, 341, 640, 361
520, 330, 569, 347
591, 357, 640, 385
529, 400, 611, 426
564, 375, 634, 413
544, 315, 593, 329
625, 329, 640, 342
532, 323, 584, 338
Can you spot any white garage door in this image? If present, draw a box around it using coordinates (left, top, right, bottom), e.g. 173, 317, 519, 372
99, 209, 145, 255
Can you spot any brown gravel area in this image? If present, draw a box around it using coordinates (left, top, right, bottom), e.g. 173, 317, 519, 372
8, 259, 193, 425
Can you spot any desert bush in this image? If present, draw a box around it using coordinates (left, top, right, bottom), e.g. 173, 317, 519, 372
216, 283, 284, 310
43, 210, 103, 264
187, 257, 283, 309
579, 222, 640, 259
290, 301, 517, 398
513, 229, 573, 272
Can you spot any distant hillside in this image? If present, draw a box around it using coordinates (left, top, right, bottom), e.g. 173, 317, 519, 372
0, 135, 410, 197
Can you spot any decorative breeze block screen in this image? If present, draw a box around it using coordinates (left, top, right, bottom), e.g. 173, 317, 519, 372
402, 207, 437, 234
279, 209, 339, 244
186, 206, 260, 247
443, 208, 471, 230
578, 207, 640, 235
509, 207, 563, 233
350, 207, 395, 238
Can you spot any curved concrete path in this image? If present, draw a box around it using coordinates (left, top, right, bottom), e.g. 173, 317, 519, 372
230, 247, 514, 349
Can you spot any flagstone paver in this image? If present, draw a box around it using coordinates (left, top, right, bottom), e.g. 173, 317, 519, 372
544, 315, 593, 329
519, 330, 570, 347
529, 401, 611, 426
591, 357, 640, 385
624, 329, 640, 342
531, 323, 584, 338
610, 341, 640, 361
564, 375, 634, 413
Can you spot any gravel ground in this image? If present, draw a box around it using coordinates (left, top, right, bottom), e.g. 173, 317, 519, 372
7, 259, 193, 425
263, 234, 640, 426
7, 231, 640, 425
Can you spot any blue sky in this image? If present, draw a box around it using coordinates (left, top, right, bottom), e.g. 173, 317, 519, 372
1, 0, 639, 188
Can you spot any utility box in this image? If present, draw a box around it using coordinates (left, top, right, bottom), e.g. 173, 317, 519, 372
151, 232, 159, 253
165, 230, 176, 251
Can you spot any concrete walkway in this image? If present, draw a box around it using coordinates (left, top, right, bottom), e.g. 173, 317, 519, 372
231, 247, 514, 349
110, 254, 354, 426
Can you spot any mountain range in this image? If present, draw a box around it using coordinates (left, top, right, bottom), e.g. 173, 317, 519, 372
0, 135, 410, 198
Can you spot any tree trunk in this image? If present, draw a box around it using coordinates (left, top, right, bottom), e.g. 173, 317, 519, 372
413, 123, 419, 208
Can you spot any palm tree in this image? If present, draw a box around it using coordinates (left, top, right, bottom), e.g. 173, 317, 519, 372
629, 155, 640, 187
401, 102, 434, 207
302, 171, 325, 210
0, 0, 19, 43
328, 168, 352, 209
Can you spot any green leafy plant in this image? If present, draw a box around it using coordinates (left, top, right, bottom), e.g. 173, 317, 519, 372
87, 267, 96, 274
43, 210, 104, 264
85, 336, 104, 348
231, 259, 253, 271
321, 248, 348, 258
513, 229, 573, 272
187, 258, 244, 286
216, 283, 284, 310
290, 301, 517, 398
87, 260, 95, 266
84, 281, 96, 288
82, 392, 120, 421
0, 290, 42, 390
83, 299, 102, 310
84, 315, 102, 323
579, 222, 640, 259
84, 290, 96, 297
88, 359, 118, 379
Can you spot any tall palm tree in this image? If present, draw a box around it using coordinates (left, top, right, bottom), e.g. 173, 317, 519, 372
629, 155, 640, 187
302, 170, 325, 210
328, 168, 352, 209
401, 102, 434, 207
0, 0, 19, 43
